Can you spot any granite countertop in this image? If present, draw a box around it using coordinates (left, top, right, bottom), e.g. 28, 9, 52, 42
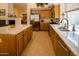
50, 24, 79, 56
0, 24, 32, 35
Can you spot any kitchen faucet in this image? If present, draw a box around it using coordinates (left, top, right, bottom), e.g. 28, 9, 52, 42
60, 13, 69, 30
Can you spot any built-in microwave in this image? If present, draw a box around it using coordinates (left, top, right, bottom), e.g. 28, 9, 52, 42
8, 20, 15, 25
0, 20, 6, 27
0, 20, 15, 27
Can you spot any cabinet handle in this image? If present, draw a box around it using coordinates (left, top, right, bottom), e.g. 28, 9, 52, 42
57, 40, 68, 52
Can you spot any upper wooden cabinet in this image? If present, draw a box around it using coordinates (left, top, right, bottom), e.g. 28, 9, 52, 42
54, 5, 60, 19
51, 4, 60, 19
31, 8, 51, 20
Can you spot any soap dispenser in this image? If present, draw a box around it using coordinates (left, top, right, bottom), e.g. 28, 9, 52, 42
72, 24, 75, 31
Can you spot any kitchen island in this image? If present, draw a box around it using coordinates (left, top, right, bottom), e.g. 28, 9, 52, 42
49, 24, 79, 56
0, 24, 32, 56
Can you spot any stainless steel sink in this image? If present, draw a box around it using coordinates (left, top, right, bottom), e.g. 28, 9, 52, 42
58, 27, 70, 31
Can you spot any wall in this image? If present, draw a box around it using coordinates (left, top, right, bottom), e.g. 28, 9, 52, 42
66, 3, 79, 11
60, 3, 79, 14
60, 3, 66, 14
13, 5, 21, 18
13, 3, 27, 18
60, 3, 79, 26
8, 3, 14, 15
0, 3, 8, 20
27, 3, 37, 24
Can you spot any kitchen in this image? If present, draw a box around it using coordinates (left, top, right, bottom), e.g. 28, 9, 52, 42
0, 3, 79, 56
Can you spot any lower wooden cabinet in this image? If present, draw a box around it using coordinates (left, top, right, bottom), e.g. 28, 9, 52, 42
24, 29, 28, 48
23, 26, 32, 48
16, 32, 24, 56
0, 35, 9, 56
0, 26, 32, 56
70, 51, 75, 56
27, 27, 32, 41
40, 23, 48, 31
55, 37, 69, 56
49, 25, 75, 56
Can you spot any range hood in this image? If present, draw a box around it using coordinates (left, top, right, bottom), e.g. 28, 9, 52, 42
36, 3, 53, 8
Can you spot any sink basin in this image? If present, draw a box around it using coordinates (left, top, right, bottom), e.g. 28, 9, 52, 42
58, 27, 70, 31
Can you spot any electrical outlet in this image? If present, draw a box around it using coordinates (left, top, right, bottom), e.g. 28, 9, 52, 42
0, 38, 2, 43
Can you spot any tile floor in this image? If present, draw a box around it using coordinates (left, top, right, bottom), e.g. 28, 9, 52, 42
22, 31, 55, 56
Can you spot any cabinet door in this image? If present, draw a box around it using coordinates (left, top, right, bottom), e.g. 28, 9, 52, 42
29, 27, 32, 40
44, 24, 48, 30
54, 5, 60, 18
55, 38, 69, 56
40, 23, 48, 31
16, 32, 24, 56
27, 27, 32, 41
24, 29, 28, 48
27, 28, 30, 41
70, 51, 75, 56
40, 23, 44, 31
49, 26, 52, 36
0, 35, 9, 56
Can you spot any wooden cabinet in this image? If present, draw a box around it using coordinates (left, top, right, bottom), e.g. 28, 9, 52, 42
23, 26, 32, 48
0, 35, 9, 56
27, 27, 32, 41
40, 23, 48, 31
24, 29, 28, 48
51, 5, 60, 19
39, 10, 51, 19
55, 36, 69, 56
16, 32, 24, 56
31, 9, 51, 20
49, 25, 52, 36
49, 25, 57, 49
49, 25, 75, 56
54, 5, 60, 19
70, 51, 75, 56
0, 26, 32, 56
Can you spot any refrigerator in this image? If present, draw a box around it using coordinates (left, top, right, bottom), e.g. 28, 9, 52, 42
30, 14, 40, 31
